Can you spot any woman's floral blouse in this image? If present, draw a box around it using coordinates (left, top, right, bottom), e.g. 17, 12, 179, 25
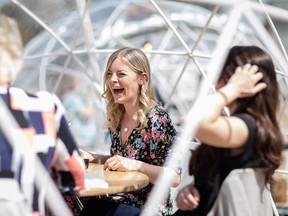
65, 104, 179, 216
106, 104, 178, 216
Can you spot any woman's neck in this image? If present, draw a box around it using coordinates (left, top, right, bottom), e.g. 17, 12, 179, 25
123, 99, 156, 117
124, 102, 139, 117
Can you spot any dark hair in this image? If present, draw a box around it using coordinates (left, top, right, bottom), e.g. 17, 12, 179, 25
189, 45, 284, 186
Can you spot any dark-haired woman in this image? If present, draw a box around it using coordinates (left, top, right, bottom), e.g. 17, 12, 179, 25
174, 45, 284, 215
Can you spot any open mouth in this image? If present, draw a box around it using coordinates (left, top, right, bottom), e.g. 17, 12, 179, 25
113, 88, 124, 95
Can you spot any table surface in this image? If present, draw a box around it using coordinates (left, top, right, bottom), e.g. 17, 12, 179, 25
79, 163, 149, 197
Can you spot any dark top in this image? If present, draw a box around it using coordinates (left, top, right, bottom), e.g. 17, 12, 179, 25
174, 113, 266, 216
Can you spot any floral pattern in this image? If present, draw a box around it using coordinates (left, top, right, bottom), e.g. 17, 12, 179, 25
65, 104, 178, 216
106, 104, 177, 215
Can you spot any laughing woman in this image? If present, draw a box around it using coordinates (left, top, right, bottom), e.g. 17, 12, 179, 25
77, 47, 181, 216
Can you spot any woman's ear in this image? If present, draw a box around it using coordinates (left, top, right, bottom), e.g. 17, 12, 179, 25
139, 72, 147, 85
142, 73, 148, 84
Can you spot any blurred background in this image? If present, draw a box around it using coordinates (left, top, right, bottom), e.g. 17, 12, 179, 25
1, 0, 288, 213
1, 0, 288, 150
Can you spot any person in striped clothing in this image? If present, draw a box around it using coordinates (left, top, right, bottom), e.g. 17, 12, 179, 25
0, 14, 85, 215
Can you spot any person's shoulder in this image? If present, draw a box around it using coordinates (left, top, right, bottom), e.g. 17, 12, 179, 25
147, 103, 172, 121
36, 90, 55, 98
17, 89, 64, 112
5, 87, 55, 112
9, 86, 39, 102
149, 103, 165, 113
37, 91, 66, 111
36, 91, 62, 103
9, 87, 53, 100
9, 86, 34, 96
233, 113, 256, 129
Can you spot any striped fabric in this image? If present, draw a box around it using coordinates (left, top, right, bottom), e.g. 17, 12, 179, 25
0, 86, 85, 215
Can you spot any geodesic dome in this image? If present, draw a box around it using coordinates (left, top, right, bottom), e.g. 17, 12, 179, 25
5, 0, 288, 153
2, 0, 288, 215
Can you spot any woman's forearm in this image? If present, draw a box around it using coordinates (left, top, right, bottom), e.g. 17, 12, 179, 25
136, 161, 181, 187
197, 85, 238, 127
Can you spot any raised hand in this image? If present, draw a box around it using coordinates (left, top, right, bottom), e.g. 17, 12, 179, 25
226, 64, 267, 98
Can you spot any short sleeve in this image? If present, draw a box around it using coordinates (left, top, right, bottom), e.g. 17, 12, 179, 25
234, 113, 256, 149
233, 113, 260, 167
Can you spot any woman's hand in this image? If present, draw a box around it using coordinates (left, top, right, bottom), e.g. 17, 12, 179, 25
225, 64, 267, 98
175, 183, 200, 211
104, 155, 140, 171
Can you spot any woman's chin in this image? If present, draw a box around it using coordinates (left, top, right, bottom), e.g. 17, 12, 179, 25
114, 98, 124, 104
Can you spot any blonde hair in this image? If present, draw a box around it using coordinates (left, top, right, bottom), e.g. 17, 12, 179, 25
102, 47, 156, 132
0, 15, 23, 85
